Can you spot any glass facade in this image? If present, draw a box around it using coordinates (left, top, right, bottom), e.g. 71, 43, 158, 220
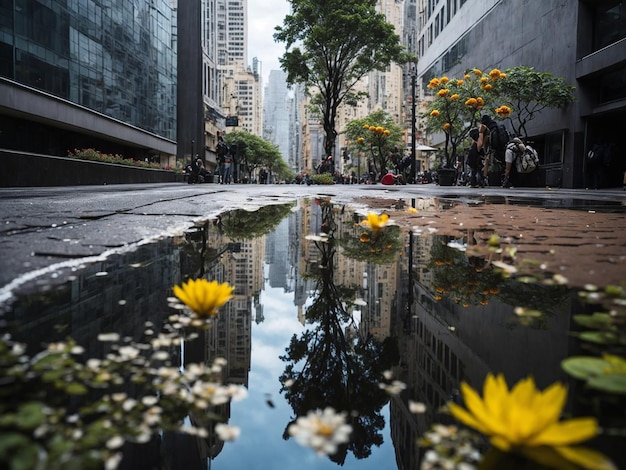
0, 0, 176, 141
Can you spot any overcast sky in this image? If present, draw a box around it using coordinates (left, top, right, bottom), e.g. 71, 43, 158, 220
248, 0, 291, 85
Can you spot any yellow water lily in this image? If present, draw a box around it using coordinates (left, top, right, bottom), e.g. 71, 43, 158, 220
173, 278, 234, 318
361, 213, 389, 234
449, 373, 614, 469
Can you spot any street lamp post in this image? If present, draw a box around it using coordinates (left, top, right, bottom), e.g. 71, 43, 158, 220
410, 72, 417, 184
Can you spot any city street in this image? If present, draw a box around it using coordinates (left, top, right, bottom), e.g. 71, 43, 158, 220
1, 183, 625, 300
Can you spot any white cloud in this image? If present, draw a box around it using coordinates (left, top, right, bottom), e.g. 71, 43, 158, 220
248, 0, 290, 85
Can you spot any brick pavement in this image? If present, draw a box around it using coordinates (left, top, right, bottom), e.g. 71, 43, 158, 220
358, 195, 626, 289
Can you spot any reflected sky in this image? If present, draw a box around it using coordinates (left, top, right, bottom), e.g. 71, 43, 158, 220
216, 276, 395, 469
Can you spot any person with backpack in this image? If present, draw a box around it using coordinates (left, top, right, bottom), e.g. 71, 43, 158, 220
481, 114, 511, 186
502, 137, 526, 188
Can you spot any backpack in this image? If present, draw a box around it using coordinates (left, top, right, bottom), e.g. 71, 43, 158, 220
514, 145, 539, 173
486, 121, 511, 162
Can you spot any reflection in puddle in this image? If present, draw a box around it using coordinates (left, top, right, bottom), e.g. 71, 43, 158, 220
1, 197, 624, 469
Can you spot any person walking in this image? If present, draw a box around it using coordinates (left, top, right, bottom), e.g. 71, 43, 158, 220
467, 127, 486, 187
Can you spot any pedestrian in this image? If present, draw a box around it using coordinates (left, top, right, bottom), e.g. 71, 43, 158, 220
466, 127, 486, 187
502, 137, 526, 188
222, 154, 233, 184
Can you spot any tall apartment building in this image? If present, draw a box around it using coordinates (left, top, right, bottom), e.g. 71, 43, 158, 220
408, 0, 626, 189
0, 0, 177, 162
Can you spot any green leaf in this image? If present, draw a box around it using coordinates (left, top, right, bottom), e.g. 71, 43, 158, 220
579, 331, 618, 344
572, 313, 613, 330
587, 374, 626, 394
65, 382, 88, 395
561, 356, 608, 380
14, 403, 47, 430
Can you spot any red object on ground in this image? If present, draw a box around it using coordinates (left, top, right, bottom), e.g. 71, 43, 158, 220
381, 173, 396, 185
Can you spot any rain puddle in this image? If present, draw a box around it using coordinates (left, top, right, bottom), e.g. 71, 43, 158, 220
1, 196, 624, 470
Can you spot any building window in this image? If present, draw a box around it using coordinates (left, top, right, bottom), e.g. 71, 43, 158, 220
542, 131, 565, 165
593, 0, 626, 51
599, 64, 626, 103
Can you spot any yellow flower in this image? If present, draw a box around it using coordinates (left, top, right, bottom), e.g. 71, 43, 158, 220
407, 207, 418, 213
496, 105, 511, 117
482, 83, 493, 91
465, 98, 477, 107
456, 80, 464, 86
383, 129, 390, 136
442, 123, 451, 131
440, 76, 449, 83
375, 126, 384, 133
450, 93, 460, 100
489, 68, 502, 79
438, 88, 450, 97
430, 109, 440, 117
173, 279, 234, 318
356, 137, 364, 144
464, 74, 470, 79
427, 78, 440, 88
359, 232, 370, 243
448, 373, 612, 469
480, 77, 488, 84
473, 68, 483, 76
361, 213, 389, 234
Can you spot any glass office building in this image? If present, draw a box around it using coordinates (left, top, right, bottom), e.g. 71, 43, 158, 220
0, 0, 177, 159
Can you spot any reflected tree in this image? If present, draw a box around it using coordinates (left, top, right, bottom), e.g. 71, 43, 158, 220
279, 200, 398, 464
340, 222, 402, 265
220, 203, 294, 240
429, 235, 569, 316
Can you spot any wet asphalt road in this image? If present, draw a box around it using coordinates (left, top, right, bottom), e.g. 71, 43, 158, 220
1, 182, 625, 301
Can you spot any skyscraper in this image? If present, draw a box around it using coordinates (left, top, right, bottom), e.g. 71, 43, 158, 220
0, 0, 177, 160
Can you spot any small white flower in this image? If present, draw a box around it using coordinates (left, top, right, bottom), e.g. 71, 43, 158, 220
379, 380, 407, 395
98, 333, 120, 342
86, 358, 102, 369
215, 423, 241, 441
141, 395, 158, 407
122, 399, 137, 412
382, 370, 394, 380
105, 453, 122, 470
288, 407, 352, 456
70, 345, 85, 355
409, 401, 426, 414
117, 346, 139, 360
226, 384, 248, 402
106, 436, 125, 450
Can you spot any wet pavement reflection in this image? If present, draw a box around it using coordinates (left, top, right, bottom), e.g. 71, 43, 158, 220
1, 196, 624, 469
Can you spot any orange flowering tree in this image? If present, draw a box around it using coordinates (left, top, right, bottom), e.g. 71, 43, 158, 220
346, 110, 404, 180
423, 68, 510, 168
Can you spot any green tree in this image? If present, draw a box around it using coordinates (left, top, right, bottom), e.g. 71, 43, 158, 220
224, 130, 285, 182
494, 66, 576, 140
345, 110, 404, 179
274, 0, 413, 158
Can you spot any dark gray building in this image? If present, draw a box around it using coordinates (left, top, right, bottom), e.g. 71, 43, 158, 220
0, 0, 177, 161
413, 0, 625, 189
